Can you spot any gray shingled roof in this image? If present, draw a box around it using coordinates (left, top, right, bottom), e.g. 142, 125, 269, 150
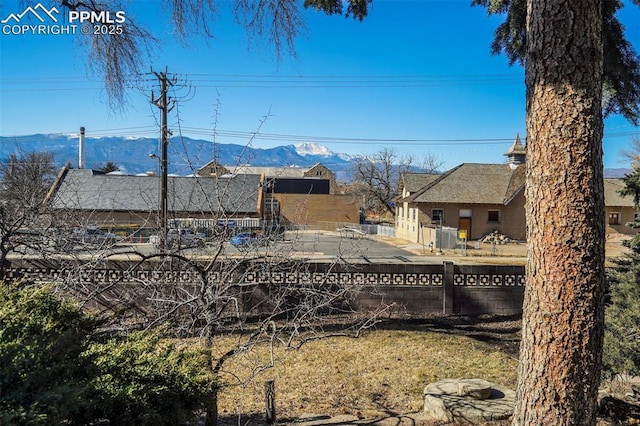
48, 169, 261, 214
404, 163, 525, 205
223, 165, 309, 178
401, 173, 441, 194
604, 178, 635, 207
402, 168, 633, 208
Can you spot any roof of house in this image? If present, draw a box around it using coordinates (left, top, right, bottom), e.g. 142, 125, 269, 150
48, 168, 262, 214
198, 161, 332, 179
401, 167, 635, 209
400, 173, 441, 194
604, 178, 635, 207
402, 163, 526, 205
227, 165, 310, 178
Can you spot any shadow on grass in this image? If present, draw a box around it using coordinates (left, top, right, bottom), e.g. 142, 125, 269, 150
217, 412, 421, 425
372, 314, 522, 358
218, 411, 513, 425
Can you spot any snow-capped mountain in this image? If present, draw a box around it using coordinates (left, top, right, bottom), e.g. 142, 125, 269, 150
0, 134, 357, 179
295, 142, 334, 157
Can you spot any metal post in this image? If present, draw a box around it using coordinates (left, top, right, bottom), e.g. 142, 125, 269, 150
437, 216, 443, 255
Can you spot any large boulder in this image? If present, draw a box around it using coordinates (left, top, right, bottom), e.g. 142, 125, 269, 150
423, 379, 515, 424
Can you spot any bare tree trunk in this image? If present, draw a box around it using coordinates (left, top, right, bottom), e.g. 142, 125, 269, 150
514, 1, 605, 424
205, 390, 218, 426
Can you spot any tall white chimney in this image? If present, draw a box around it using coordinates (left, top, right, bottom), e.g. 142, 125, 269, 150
79, 126, 85, 169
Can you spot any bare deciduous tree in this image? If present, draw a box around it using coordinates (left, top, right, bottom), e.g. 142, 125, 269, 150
619, 137, 640, 170
351, 147, 442, 219
0, 150, 58, 278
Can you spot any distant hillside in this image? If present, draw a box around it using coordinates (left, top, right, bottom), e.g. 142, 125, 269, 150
604, 168, 632, 178
0, 134, 357, 179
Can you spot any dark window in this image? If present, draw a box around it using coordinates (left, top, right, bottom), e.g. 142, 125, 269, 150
609, 212, 620, 225
488, 210, 500, 222
432, 209, 444, 222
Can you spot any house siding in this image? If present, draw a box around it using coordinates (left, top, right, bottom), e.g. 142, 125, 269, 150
500, 191, 526, 240
605, 206, 638, 234
272, 193, 359, 226
397, 195, 527, 243
434, 203, 525, 241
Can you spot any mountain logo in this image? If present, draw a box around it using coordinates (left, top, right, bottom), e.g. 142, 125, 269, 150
1, 3, 59, 24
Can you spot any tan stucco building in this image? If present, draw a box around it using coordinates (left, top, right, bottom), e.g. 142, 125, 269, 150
396, 135, 638, 243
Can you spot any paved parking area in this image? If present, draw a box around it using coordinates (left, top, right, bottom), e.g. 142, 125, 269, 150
90, 230, 445, 264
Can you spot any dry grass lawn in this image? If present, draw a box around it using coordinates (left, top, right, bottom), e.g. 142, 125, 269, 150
212, 327, 518, 422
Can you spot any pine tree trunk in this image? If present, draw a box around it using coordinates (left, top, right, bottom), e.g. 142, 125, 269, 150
513, 1, 605, 425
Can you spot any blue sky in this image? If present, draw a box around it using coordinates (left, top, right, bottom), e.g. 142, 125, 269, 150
1, 0, 639, 170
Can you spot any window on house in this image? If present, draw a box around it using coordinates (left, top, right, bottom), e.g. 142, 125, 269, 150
432, 209, 444, 223
488, 210, 500, 223
412, 208, 416, 220
265, 198, 280, 213
609, 212, 621, 225
398, 207, 403, 219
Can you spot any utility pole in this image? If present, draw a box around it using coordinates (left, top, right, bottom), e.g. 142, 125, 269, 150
151, 68, 174, 252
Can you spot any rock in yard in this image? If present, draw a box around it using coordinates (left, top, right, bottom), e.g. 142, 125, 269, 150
423, 379, 515, 424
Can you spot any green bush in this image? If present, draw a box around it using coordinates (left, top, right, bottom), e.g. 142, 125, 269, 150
604, 170, 640, 378
604, 264, 640, 378
0, 282, 216, 425
0, 282, 98, 425
87, 330, 216, 425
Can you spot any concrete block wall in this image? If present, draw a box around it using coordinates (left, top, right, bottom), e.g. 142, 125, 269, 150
8, 259, 526, 317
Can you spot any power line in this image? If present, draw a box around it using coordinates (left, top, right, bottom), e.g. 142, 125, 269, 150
1, 72, 524, 92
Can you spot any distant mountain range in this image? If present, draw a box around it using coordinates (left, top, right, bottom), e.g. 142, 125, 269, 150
0, 133, 630, 180
603, 168, 632, 178
0, 134, 357, 179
